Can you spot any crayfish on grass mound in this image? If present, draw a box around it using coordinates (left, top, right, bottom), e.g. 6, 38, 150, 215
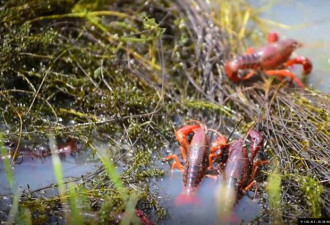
224, 32, 312, 88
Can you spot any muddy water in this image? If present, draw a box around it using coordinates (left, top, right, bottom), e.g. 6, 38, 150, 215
258, 0, 330, 92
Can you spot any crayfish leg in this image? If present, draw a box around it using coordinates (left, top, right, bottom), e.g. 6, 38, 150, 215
245, 47, 255, 54
244, 180, 259, 199
175, 124, 201, 160
208, 135, 227, 170
166, 154, 184, 171
208, 152, 222, 170
248, 130, 263, 160
283, 56, 313, 75
264, 69, 305, 88
250, 160, 269, 181
241, 70, 257, 81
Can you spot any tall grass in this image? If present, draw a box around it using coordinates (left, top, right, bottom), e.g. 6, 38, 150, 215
0, 133, 14, 192
120, 194, 141, 225
24, 208, 33, 225
210, 0, 282, 54
99, 153, 128, 200
49, 134, 70, 223
68, 183, 84, 225
211, 0, 266, 53
0, 133, 25, 225
97, 148, 139, 225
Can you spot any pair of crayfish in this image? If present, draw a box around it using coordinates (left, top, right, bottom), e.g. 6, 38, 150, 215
166, 122, 268, 206
224, 32, 312, 88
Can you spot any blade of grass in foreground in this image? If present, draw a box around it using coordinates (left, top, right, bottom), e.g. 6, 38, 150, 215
68, 182, 84, 225
6, 192, 21, 225
98, 152, 128, 200
0, 133, 14, 192
0, 133, 22, 225
49, 135, 65, 195
95, 144, 138, 224
120, 194, 140, 225
49, 134, 69, 223
24, 208, 33, 225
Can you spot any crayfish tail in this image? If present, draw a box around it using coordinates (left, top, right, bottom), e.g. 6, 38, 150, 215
175, 193, 200, 206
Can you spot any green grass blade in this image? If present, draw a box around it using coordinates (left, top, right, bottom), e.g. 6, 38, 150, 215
98, 152, 128, 201
0, 133, 15, 192
68, 183, 84, 225
24, 208, 33, 225
5, 190, 21, 225
49, 134, 69, 222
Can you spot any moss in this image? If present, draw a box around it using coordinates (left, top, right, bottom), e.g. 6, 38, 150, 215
299, 176, 324, 218
181, 99, 235, 117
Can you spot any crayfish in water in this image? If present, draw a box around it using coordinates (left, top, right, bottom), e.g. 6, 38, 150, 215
224, 32, 312, 88
1, 138, 80, 164
212, 130, 268, 209
78, 209, 153, 225
166, 122, 227, 206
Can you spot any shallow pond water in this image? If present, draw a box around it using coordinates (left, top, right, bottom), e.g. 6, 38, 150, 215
154, 170, 262, 225
258, 0, 330, 92
0, 142, 102, 195
155, 132, 263, 225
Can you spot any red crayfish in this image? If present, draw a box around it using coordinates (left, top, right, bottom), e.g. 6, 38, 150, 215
166, 122, 227, 206
78, 209, 153, 225
224, 32, 312, 88
211, 130, 268, 203
1, 138, 79, 164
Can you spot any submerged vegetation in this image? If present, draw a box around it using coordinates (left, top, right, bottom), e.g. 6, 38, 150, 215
0, 0, 329, 224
